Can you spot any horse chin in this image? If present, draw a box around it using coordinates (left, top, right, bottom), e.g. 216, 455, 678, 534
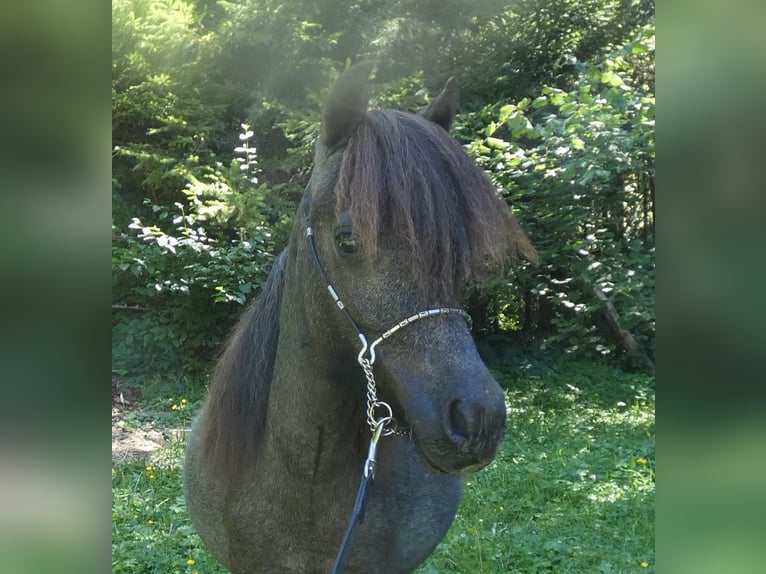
413, 437, 495, 475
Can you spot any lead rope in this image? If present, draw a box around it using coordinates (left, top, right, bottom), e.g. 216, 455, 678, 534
304, 202, 471, 573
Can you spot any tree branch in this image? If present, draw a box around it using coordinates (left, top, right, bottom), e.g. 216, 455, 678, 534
112, 304, 149, 312
589, 280, 654, 375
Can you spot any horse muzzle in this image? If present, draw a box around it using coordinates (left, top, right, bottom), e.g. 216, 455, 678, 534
384, 359, 507, 474
416, 383, 506, 474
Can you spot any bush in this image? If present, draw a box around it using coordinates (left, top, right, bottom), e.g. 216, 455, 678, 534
465, 26, 655, 365
111, 1, 655, 377
112, 126, 288, 380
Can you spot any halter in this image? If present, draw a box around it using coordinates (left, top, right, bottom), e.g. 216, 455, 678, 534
303, 195, 472, 572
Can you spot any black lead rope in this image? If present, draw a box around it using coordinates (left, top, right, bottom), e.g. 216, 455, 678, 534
330, 420, 384, 574
330, 474, 371, 573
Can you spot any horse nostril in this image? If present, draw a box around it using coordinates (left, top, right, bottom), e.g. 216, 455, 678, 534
448, 399, 471, 442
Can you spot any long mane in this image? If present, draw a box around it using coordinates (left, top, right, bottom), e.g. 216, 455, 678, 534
335, 109, 536, 299
196, 250, 287, 477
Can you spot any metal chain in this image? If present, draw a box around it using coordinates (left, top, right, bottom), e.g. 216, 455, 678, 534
358, 356, 410, 437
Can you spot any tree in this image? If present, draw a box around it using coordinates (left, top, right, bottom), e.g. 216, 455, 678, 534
112, 0, 655, 379
468, 25, 655, 368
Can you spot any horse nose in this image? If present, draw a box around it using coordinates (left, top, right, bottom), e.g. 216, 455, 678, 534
445, 394, 505, 447
447, 399, 480, 442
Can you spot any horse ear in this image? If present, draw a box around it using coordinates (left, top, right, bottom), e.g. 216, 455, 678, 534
322, 61, 374, 149
419, 77, 460, 131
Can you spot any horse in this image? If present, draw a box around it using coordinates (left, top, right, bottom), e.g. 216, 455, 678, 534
184, 62, 536, 573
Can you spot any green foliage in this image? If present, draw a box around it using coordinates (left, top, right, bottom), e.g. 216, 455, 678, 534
372, 0, 655, 105
112, 0, 233, 231
112, 123, 288, 379
112, 0, 655, 379
466, 26, 655, 362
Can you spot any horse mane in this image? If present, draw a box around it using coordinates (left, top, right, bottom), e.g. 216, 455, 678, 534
336, 109, 537, 300
196, 250, 287, 478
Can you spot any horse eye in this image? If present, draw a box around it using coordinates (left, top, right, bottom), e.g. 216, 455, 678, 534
334, 226, 358, 254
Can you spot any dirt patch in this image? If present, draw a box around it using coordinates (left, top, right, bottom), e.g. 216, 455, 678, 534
112, 374, 171, 463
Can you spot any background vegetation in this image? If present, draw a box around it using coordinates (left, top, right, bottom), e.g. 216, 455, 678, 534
112, 1, 654, 571
112, 0, 655, 381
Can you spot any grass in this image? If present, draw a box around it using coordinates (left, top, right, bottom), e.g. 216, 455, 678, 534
112, 362, 654, 573
417, 362, 655, 573
111, 386, 219, 574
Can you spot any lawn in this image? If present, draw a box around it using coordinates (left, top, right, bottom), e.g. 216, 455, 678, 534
111, 362, 654, 573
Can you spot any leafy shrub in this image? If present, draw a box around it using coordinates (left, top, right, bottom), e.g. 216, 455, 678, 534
465, 26, 655, 364
112, 126, 288, 381
111, 1, 655, 377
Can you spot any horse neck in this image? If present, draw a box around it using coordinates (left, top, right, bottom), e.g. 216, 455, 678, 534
261, 246, 369, 480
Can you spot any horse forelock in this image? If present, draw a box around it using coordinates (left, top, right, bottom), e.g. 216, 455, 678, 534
334, 109, 535, 300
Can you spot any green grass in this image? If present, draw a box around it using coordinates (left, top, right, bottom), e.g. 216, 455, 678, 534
112, 362, 654, 573
417, 362, 655, 573
112, 384, 222, 574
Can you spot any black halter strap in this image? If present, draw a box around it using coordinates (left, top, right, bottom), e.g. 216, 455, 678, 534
305, 194, 368, 334
306, 226, 368, 341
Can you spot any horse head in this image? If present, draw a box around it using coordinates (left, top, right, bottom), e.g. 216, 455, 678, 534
298, 62, 536, 474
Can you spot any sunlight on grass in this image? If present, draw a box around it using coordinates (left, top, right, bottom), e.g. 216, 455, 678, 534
112, 385, 225, 574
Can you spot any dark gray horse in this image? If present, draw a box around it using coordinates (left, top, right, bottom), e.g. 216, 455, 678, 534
184, 63, 536, 573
